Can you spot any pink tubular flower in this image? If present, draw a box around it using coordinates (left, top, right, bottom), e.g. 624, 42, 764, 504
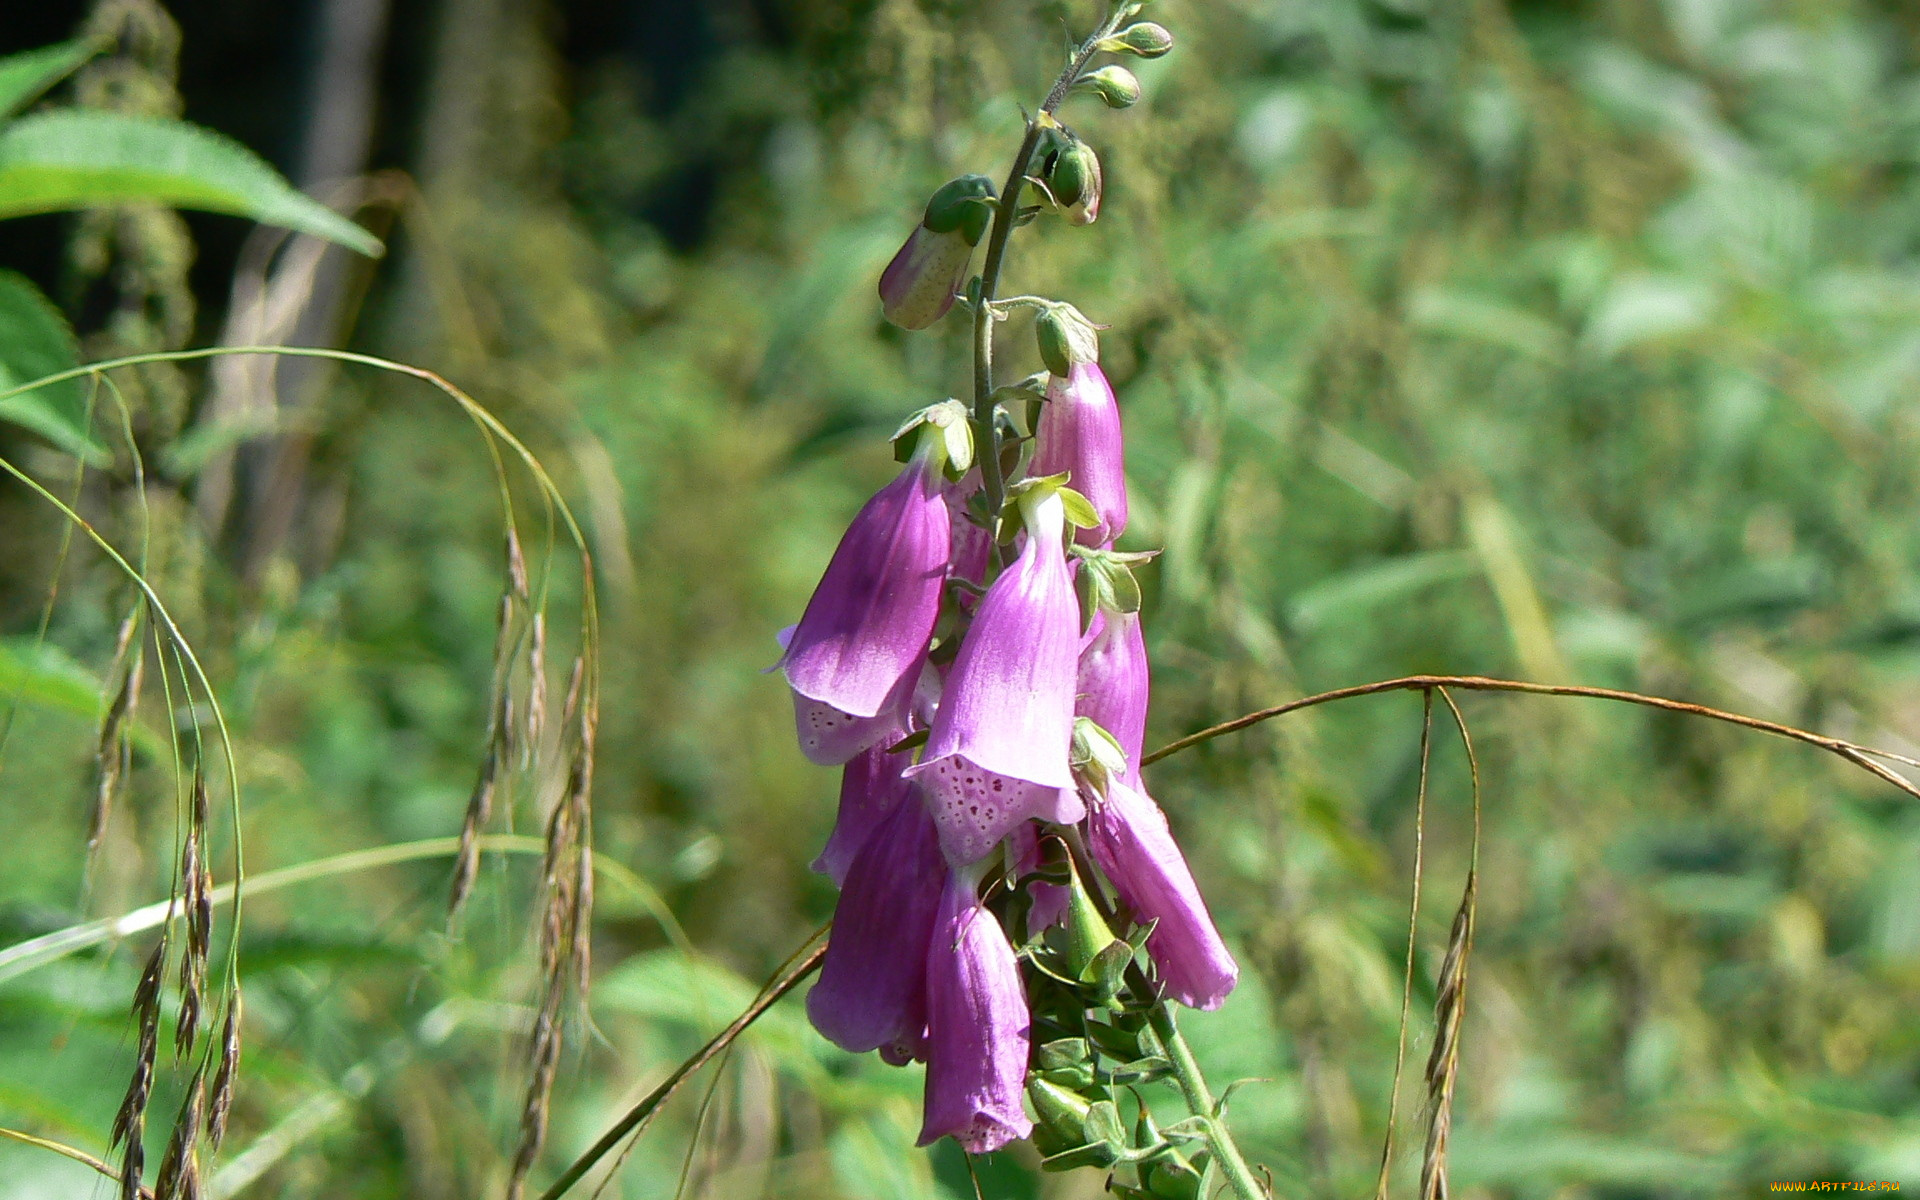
907, 491, 1085, 865
1087, 778, 1238, 1011
1076, 609, 1148, 765
1029, 362, 1128, 547
807, 788, 946, 1056
879, 175, 995, 330
782, 450, 951, 765
918, 871, 1034, 1153
812, 740, 916, 886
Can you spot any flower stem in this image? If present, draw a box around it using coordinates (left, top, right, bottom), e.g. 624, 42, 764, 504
970, 5, 1133, 531
1059, 829, 1271, 1198
1145, 1000, 1272, 1200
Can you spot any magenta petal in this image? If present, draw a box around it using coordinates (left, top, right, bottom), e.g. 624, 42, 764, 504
918, 875, 1033, 1153
812, 741, 915, 885
1076, 608, 1149, 766
1087, 779, 1238, 1010
1029, 362, 1128, 547
807, 792, 946, 1054
783, 455, 950, 722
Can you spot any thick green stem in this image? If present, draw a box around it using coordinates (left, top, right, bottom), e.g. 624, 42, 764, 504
1059, 830, 1270, 1198
1146, 999, 1271, 1200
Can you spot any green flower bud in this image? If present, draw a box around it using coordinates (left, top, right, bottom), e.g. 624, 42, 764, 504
1074, 65, 1142, 109
921, 174, 997, 244
1035, 302, 1101, 377
1100, 22, 1174, 58
1048, 138, 1103, 225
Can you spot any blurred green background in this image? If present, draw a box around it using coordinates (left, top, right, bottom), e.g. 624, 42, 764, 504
2, 0, 1918, 1196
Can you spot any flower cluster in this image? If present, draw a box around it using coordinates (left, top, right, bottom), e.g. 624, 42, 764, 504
778, 300, 1234, 1154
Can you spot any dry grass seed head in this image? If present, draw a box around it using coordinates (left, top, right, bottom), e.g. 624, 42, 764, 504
206, 992, 241, 1148
1419, 870, 1477, 1200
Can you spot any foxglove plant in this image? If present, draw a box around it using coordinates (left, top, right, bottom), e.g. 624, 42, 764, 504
779, 4, 1268, 1197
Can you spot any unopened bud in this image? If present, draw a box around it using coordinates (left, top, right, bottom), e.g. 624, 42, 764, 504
879, 175, 997, 329
1074, 65, 1142, 109
1101, 22, 1174, 58
921, 174, 996, 244
1035, 302, 1101, 377
1048, 139, 1103, 225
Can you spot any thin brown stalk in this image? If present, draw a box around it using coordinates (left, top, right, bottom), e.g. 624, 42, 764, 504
1372, 691, 1433, 1200
535, 929, 829, 1200
1141, 674, 1920, 804
1420, 688, 1481, 1200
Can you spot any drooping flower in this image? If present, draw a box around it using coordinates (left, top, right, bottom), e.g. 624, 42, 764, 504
879, 175, 996, 330
1046, 137, 1102, 226
908, 489, 1085, 865
1029, 362, 1128, 547
918, 870, 1034, 1153
807, 788, 946, 1057
1086, 777, 1238, 1011
1075, 609, 1148, 765
782, 448, 951, 765
812, 739, 916, 886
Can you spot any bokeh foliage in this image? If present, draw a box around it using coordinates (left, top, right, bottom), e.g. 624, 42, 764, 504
2, 0, 1919, 1196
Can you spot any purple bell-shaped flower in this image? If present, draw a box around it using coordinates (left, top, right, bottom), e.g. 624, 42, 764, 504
782, 447, 951, 765
1029, 362, 1128, 547
918, 869, 1034, 1153
908, 489, 1085, 865
807, 787, 946, 1058
812, 739, 916, 886
1087, 778, 1238, 1011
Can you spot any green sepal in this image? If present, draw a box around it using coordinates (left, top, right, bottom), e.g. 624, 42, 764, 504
1071, 715, 1130, 796
1028, 1075, 1094, 1141
1041, 1141, 1122, 1172
884, 728, 930, 754
1036, 1037, 1092, 1072
1036, 1063, 1097, 1091
1035, 302, 1102, 376
921, 174, 997, 243
1145, 1150, 1207, 1200
1099, 22, 1175, 58
1107, 1054, 1173, 1084
1073, 64, 1142, 109
890, 398, 974, 478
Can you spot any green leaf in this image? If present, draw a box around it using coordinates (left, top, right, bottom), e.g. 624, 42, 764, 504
0, 111, 382, 256
0, 637, 163, 759
0, 40, 100, 120
0, 270, 109, 462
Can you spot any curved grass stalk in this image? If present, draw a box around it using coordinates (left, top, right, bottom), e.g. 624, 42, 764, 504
0, 834, 670, 987
0, 1125, 154, 1199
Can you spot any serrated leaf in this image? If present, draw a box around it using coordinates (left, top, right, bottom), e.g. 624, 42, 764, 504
0, 269, 108, 462
0, 40, 100, 120
0, 111, 382, 256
